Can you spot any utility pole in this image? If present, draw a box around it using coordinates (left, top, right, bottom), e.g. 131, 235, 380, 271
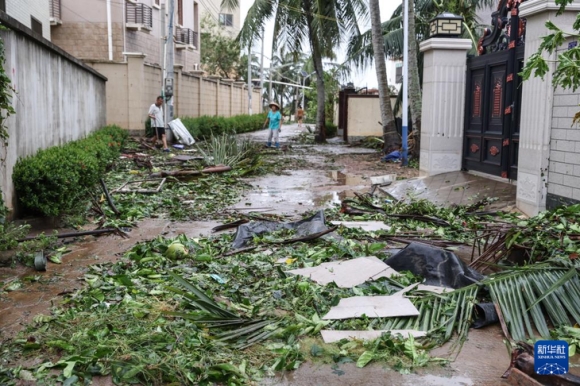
247, 44, 252, 115
259, 27, 265, 112
165, 0, 176, 124
402, 0, 409, 166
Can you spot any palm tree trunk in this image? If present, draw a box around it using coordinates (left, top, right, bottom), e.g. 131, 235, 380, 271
313, 54, 327, 142
407, 0, 422, 158
304, 0, 326, 142
369, 0, 397, 150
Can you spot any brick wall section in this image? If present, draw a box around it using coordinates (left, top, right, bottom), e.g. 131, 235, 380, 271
203, 80, 218, 116
547, 44, 580, 204
7, 0, 51, 40
178, 72, 200, 117
126, 30, 161, 65
218, 82, 229, 116
144, 63, 163, 113
51, 23, 124, 61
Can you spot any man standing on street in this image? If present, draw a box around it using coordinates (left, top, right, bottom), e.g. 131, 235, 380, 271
148, 96, 170, 152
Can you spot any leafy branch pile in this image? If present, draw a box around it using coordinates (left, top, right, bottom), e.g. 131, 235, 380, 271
0, 230, 442, 385
5, 193, 580, 384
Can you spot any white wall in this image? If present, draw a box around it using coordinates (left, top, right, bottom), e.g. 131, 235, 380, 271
6, 0, 51, 40
0, 27, 106, 213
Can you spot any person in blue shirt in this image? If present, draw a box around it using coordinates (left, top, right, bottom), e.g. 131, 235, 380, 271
263, 101, 282, 149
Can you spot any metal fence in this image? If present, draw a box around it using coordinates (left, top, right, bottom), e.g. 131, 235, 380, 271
126, 2, 153, 29
176, 27, 198, 47
49, 0, 61, 20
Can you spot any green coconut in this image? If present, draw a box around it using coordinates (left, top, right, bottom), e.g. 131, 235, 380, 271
165, 242, 187, 260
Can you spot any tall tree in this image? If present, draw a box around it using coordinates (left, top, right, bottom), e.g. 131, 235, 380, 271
405, 1, 421, 145
222, 0, 368, 142
369, 0, 398, 148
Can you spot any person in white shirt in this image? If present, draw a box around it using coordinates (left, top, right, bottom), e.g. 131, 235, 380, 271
148, 96, 170, 152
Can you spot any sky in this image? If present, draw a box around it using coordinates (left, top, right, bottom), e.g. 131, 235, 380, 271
239, 0, 400, 89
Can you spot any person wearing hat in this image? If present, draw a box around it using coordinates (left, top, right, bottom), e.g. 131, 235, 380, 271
264, 101, 282, 149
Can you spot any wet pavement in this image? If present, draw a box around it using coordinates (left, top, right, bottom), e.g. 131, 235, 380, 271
383, 171, 517, 208
262, 325, 510, 386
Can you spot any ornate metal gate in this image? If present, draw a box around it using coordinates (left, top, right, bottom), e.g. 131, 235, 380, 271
463, 0, 526, 179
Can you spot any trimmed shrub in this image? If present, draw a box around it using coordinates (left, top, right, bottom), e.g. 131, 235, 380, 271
326, 122, 338, 138
145, 114, 266, 139
181, 114, 266, 139
13, 125, 128, 217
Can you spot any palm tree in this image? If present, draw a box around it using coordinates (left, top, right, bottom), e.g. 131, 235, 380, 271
347, 0, 495, 151
369, 0, 398, 148
222, 0, 368, 142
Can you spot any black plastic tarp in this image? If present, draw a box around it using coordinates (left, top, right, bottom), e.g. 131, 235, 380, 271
231, 210, 329, 249
384, 242, 484, 289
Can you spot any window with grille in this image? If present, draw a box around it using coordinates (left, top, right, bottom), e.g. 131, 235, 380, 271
219, 13, 233, 27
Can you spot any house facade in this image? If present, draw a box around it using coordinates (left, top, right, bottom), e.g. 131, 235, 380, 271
203, 0, 240, 38
1, 0, 51, 40
50, 0, 200, 70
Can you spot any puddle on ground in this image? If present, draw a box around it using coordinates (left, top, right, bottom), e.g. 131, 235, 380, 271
327, 171, 368, 186
231, 171, 372, 215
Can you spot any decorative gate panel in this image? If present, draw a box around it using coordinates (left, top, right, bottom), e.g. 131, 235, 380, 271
463, 0, 526, 180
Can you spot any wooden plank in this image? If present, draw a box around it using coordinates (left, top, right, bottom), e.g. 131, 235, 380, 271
508, 368, 544, 386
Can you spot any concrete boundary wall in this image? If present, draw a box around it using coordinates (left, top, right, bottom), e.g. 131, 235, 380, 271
0, 13, 107, 213
89, 55, 261, 134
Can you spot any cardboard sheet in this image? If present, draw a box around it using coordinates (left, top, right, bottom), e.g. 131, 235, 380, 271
330, 221, 391, 232
321, 330, 426, 343
322, 288, 420, 320
286, 256, 397, 288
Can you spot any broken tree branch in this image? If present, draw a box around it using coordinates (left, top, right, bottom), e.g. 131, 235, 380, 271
100, 178, 120, 216
18, 228, 127, 242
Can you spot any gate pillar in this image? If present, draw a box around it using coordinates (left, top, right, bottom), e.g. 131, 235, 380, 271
516, 0, 579, 216
419, 38, 472, 176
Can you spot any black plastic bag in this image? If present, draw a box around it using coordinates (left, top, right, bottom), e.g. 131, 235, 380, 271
231, 210, 328, 249
384, 242, 484, 289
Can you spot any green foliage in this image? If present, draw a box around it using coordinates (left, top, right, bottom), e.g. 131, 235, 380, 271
179, 114, 266, 140
520, 7, 580, 122
325, 122, 338, 138
196, 134, 259, 167
200, 14, 244, 79
12, 126, 128, 217
304, 70, 340, 123
0, 196, 29, 251
0, 33, 15, 150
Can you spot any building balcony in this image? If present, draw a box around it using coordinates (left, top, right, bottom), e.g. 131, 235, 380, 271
50, 0, 62, 25
126, 2, 153, 31
176, 27, 198, 50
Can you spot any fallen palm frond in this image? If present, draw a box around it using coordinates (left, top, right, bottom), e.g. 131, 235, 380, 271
196, 134, 258, 167
165, 272, 279, 349
379, 285, 479, 352
486, 262, 580, 342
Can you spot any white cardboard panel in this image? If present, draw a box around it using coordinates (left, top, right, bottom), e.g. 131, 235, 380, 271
286, 256, 397, 288
321, 330, 426, 343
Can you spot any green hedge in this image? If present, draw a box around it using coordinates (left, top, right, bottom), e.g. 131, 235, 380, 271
146, 114, 266, 139
326, 122, 338, 138
13, 125, 128, 217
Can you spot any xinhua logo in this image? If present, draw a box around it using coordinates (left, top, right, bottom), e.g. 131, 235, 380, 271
534, 340, 569, 375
